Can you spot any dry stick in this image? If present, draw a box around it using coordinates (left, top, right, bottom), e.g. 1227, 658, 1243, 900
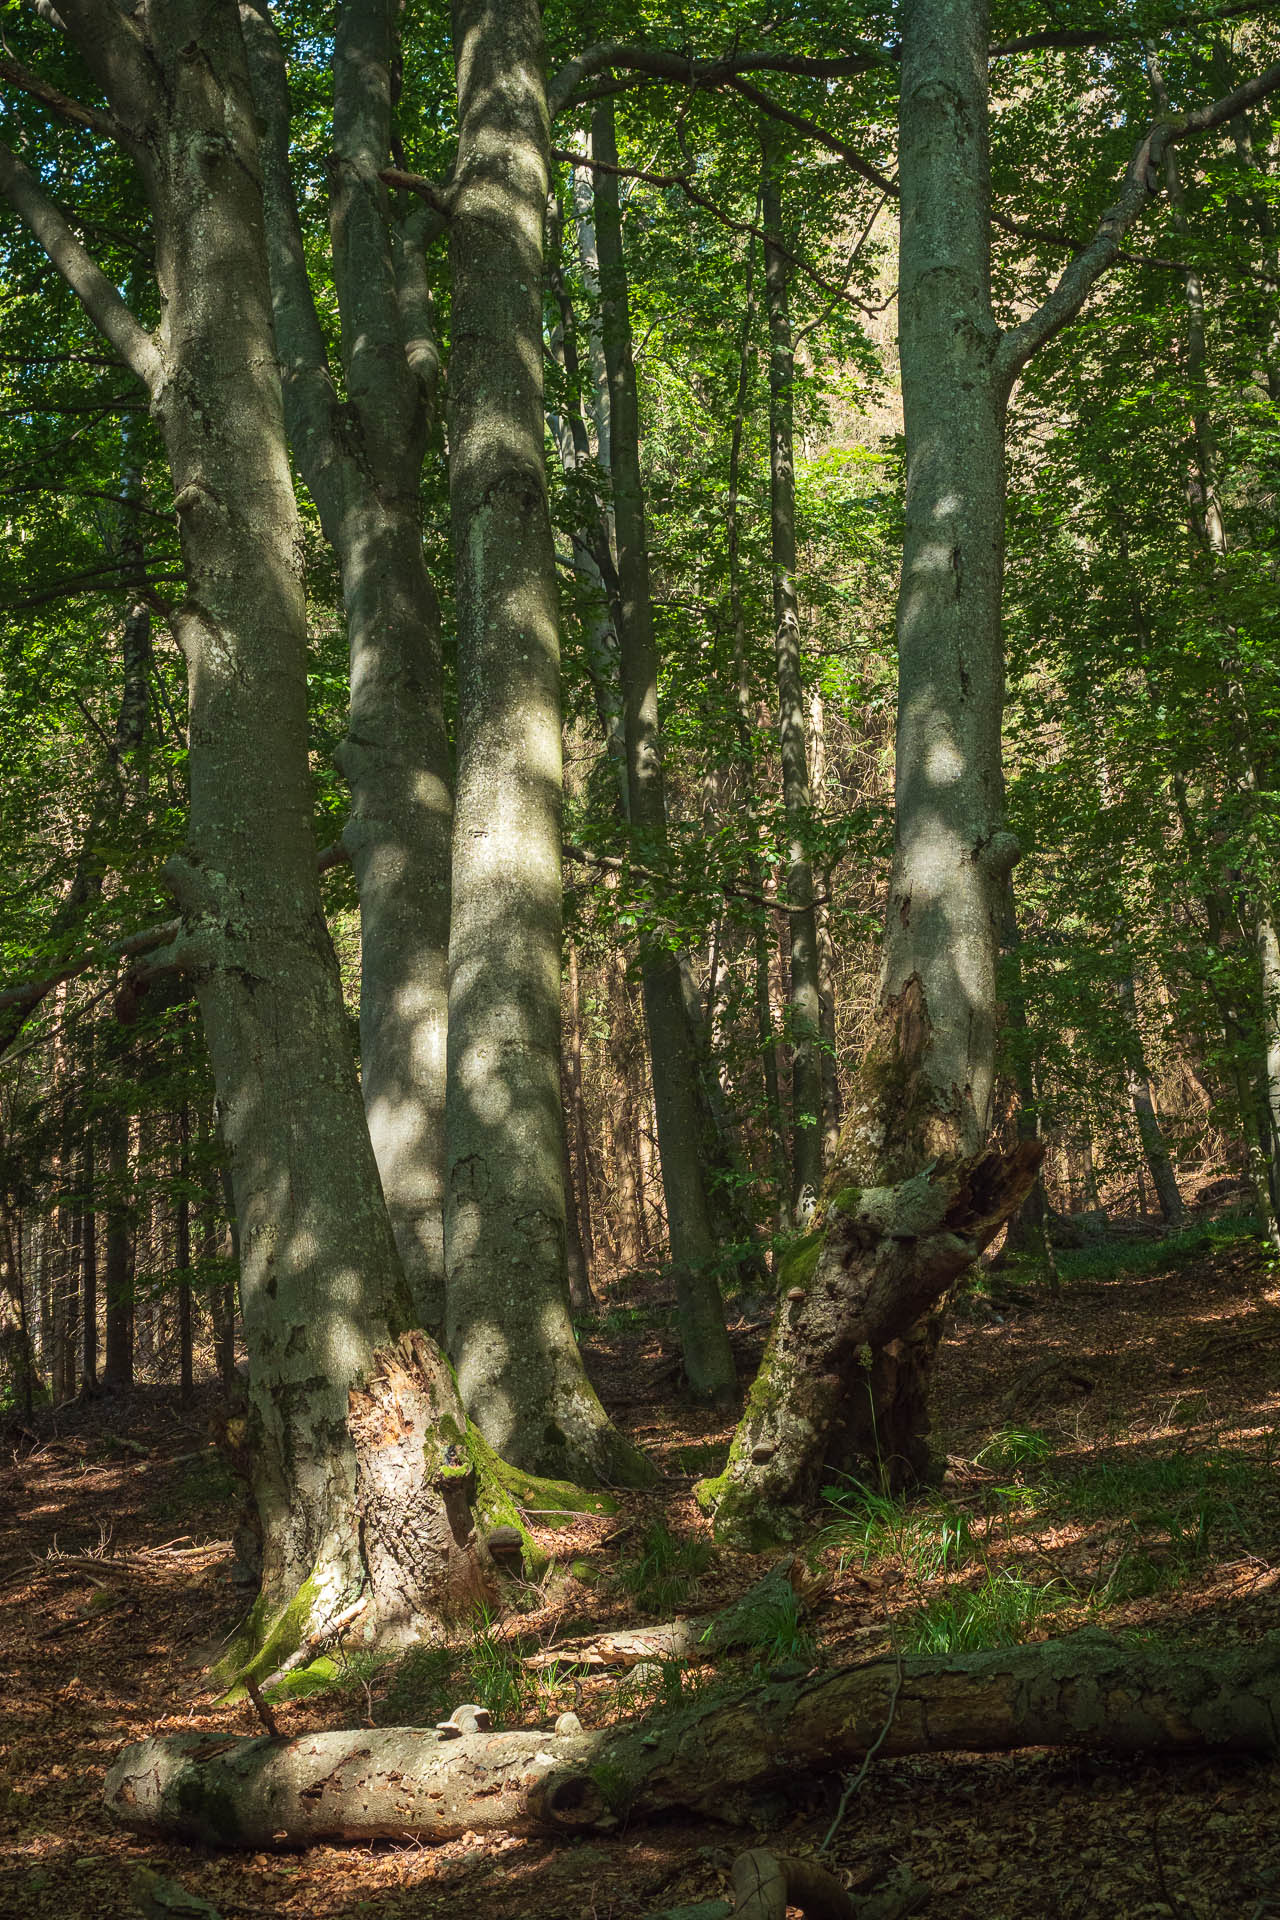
245, 1677, 282, 1741
819, 1655, 904, 1853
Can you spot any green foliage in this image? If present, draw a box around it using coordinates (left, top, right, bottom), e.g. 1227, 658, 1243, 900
615, 1523, 714, 1616
975, 1426, 1053, 1472
708, 1578, 816, 1669
384, 1620, 565, 1729
818, 1477, 977, 1578
901, 1572, 1071, 1657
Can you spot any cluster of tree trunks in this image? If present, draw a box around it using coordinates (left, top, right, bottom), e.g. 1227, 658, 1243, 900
106, 1634, 1280, 1848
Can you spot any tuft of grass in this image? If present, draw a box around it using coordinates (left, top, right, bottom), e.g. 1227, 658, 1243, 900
819, 1476, 976, 1578
975, 1425, 1052, 1472
383, 1617, 562, 1729
708, 1577, 816, 1669
616, 1523, 713, 1616
901, 1570, 1070, 1655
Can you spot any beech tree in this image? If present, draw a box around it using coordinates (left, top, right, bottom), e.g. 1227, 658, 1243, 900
694, 0, 1280, 1545
0, 0, 498, 1660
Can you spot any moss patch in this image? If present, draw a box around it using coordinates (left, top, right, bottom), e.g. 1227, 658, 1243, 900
210, 1575, 321, 1697
777, 1228, 824, 1292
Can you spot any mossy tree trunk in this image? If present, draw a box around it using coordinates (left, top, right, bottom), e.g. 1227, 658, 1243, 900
1, 0, 496, 1660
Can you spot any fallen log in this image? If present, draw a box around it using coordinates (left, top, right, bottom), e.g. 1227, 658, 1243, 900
105, 1632, 1280, 1849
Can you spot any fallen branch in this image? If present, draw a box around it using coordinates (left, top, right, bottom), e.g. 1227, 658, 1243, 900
525, 1559, 830, 1671
105, 1632, 1280, 1849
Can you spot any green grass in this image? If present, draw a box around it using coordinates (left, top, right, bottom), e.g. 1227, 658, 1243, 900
709, 1576, 816, 1668
818, 1476, 977, 1578
616, 1522, 714, 1616
382, 1617, 564, 1729
1051, 1214, 1261, 1285
901, 1570, 1071, 1655
975, 1425, 1053, 1472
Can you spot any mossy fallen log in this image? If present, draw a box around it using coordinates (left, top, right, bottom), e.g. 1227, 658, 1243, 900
106, 1632, 1280, 1849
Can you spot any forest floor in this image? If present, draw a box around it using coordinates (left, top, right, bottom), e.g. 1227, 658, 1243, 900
2, 1221, 1280, 1920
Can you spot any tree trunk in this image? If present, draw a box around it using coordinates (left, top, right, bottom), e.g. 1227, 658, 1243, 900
175, 1104, 193, 1406
545, 187, 628, 798
761, 142, 825, 1223
103, 1108, 134, 1392
4, 0, 497, 1657
591, 96, 736, 1407
106, 1633, 1280, 1849
700, 0, 1034, 1542
724, 243, 789, 1219
808, 686, 843, 1166
608, 942, 648, 1271
80, 1128, 98, 1393
1118, 968, 1186, 1227
565, 943, 597, 1303
443, 0, 647, 1486
242, 0, 452, 1334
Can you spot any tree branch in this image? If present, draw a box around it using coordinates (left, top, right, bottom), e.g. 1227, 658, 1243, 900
0, 142, 161, 392
379, 167, 456, 216
997, 57, 1280, 381
548, 43, 895, 121
553, 148, 884, 312
0, 54, 123, 143
723, 76, 898, 197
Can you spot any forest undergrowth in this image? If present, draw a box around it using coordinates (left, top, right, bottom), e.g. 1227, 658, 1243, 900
2, 1224, 1279, 1920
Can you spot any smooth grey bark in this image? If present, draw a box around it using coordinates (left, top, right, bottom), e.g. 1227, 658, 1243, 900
241, 0, 452, 1334
444, 0, 648, 1484
724, 239, 790, 1218
2, 0, 494, 1649
590, 97, 737, 1406
761, 145, 825, 1223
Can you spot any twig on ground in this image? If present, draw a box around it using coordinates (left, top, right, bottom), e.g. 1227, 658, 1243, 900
245, 1676, 282, 1740
819, 1653, 904, 1853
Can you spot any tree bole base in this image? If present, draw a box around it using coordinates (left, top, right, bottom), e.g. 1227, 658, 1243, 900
698, 1142, 1041, 1549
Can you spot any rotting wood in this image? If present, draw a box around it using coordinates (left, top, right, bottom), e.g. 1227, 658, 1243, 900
105, 1633, 1280, 1849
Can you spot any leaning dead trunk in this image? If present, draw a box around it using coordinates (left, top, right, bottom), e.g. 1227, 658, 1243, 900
2, 0, 495, 1657
106, 1632, 1280, 1848
443, 0, 648, 1485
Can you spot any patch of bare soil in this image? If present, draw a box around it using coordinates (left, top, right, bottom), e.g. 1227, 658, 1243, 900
2, 1237, 1279, 1920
